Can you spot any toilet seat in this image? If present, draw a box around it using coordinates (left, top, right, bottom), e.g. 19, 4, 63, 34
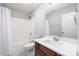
24, 42, 34, 47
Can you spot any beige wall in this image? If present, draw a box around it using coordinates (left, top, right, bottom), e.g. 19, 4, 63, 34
31, 4, 49, 36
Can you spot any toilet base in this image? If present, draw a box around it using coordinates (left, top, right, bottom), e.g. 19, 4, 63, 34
24, 47, 35, 56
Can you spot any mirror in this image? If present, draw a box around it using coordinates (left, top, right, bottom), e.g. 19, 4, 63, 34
46, 3, 78, 39
62, 11, 77, 39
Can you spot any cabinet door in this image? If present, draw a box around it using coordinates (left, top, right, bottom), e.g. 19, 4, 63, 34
35, 49, 45, 56
39, 44, 56, 56
55, 53, 62, 56
35, 42, 62, 56
35, 42, 39, 49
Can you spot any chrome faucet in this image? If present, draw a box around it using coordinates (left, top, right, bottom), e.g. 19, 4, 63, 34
53, 37, 59, 41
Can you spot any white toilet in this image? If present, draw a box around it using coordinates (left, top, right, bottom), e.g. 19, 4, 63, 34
24, 41, 35, 56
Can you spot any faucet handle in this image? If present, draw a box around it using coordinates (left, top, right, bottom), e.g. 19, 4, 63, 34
53, 37, 59, 41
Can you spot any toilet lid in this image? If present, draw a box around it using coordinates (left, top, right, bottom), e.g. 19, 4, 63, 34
24, 42, 35, 47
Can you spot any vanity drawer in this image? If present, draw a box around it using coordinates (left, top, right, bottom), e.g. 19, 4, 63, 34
39, 44, 56, 56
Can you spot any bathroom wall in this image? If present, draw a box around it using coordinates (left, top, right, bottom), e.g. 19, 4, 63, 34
11, 9, 29, 19
11, 17, 30, 43
47, 3, 77, 38
31, 4, 49, 36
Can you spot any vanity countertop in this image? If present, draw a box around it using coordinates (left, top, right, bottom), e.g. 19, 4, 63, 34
35, 37, 77, 56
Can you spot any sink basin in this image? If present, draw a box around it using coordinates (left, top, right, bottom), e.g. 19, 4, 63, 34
43, 39, 64, 47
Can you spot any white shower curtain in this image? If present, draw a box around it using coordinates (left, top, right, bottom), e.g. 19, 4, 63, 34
0, 7, 12, 56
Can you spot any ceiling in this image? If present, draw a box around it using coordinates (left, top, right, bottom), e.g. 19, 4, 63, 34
46, 3, 77, 15
0, 3, 77, 17
1, 3, 41, 15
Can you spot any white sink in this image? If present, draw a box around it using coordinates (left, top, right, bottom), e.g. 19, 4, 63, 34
35, 36, 77, 56
43, 39, 64, 47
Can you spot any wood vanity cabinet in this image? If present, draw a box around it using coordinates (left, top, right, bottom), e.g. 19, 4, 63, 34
35, 42, 62, 56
